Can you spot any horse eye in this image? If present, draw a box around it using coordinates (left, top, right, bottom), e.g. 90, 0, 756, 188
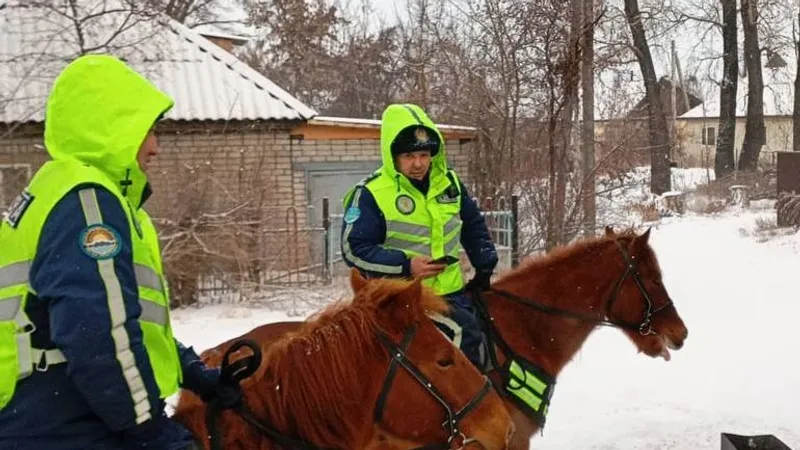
437, 357, 455, 368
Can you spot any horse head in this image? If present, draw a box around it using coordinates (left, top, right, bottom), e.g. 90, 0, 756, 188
481, 226, 689, 447
601, 226, 688, 360
349, 268, 514, 449
173, 268, 514, 449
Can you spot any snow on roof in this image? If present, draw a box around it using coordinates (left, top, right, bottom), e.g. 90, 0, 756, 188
680, 55, 795, 119
0, 2, 316, 124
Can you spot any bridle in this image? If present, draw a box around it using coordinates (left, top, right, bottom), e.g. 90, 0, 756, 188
482, 237, 674, 335
206, 324, 494, 450
604, 239, 674, 335
374, 324, 494, 450
468, 236, 675, 430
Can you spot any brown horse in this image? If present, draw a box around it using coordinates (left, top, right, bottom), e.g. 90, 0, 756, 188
172, 269, 515, 449
466, 226, 688, 448
204, 226, 688, 449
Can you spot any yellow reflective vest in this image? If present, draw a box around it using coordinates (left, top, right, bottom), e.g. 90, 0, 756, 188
0, 160, 181, 410
342, 103, 466, 295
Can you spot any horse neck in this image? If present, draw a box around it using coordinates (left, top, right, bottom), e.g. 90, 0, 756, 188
490, 239, 624, 377
246, 335, 389, 448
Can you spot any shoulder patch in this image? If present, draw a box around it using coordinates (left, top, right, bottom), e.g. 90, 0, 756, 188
79, 224, 122, 260
2, 190, 34, 229
357, 171, 381, 187
344, 206, 361, 224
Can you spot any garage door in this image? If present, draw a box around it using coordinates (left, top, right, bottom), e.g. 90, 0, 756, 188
306, 162, 380, 226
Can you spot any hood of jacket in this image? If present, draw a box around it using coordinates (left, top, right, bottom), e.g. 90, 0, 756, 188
379, 104, 448, 188
43, 54, 173, 208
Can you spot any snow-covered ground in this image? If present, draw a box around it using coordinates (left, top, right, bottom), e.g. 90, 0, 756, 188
170, 173, 799, 449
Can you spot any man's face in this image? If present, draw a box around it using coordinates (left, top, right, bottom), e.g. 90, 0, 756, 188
137, 130, 159, 173
394, 151, 432, 181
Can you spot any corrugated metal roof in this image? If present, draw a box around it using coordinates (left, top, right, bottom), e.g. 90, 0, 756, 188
309, 116, 478, 132
0, 2, 317, 124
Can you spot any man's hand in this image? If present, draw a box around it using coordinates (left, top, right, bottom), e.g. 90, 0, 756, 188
465, 270, 492, 292
410, 255, 447, 278
202, 379, 242, 410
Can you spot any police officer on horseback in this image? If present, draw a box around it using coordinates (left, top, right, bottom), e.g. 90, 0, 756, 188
340, 103, 497, 369
0, 54, 237, 449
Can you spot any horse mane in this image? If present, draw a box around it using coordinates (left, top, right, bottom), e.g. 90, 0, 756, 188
248, 277, 449, 448
496, 227, 643, 285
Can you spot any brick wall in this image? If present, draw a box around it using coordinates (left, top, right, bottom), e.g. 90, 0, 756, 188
0, 126, 46, 209
1, 122, 475, 288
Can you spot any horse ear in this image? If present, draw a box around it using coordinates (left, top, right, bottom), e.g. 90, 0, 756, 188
633, 227, 652, 248
604, 226, 615, 237
350, 268, 368, 293
382, 278, 424, 326
397, 277, 423, 308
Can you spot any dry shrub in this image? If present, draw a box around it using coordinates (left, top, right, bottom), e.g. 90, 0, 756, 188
629, 202, 660, 222
152, 163, 268, 308
694, 170, 776, 202
158, 205, 259, 307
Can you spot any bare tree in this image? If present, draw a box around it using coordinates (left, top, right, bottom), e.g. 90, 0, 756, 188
738, 0, 766, 171
624, 0, 672, 194
716, 0, 738, 177
581, 0, 596, 234
0, 0, 170, 140
795, 6, 800, 152
159, 0, 245, 28
238, 0, 343, 111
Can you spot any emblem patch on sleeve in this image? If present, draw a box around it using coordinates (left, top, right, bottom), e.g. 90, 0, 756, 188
344, 207, 361, 224
2, 190, 34, 228
79, 224, 122, 260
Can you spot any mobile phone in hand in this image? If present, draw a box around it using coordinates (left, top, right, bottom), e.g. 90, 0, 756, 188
431, 255, 459, 265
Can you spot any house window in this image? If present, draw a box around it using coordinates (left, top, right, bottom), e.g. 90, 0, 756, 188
702, 126, 716, 146
0, 165, 32, 209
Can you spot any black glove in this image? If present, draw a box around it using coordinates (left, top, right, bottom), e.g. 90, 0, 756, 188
465, 270, 492, 292
203, 339, 261, 410
201, 376, 243, 410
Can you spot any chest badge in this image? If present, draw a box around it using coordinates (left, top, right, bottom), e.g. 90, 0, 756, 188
395, 194, 416, 215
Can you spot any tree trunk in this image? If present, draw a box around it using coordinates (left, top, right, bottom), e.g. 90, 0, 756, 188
551, 0, 582, 246
716, 0, 738, 176
624, 0, 671, 194
738, 0, 765, 171
794, 9, 800, 152
581, 0, 596, 234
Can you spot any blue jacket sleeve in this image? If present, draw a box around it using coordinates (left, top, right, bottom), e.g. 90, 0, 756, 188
340, 186, 412, 277
458, 181, 499, 274
29, 185, 193, 449
176, 339, 220, 398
